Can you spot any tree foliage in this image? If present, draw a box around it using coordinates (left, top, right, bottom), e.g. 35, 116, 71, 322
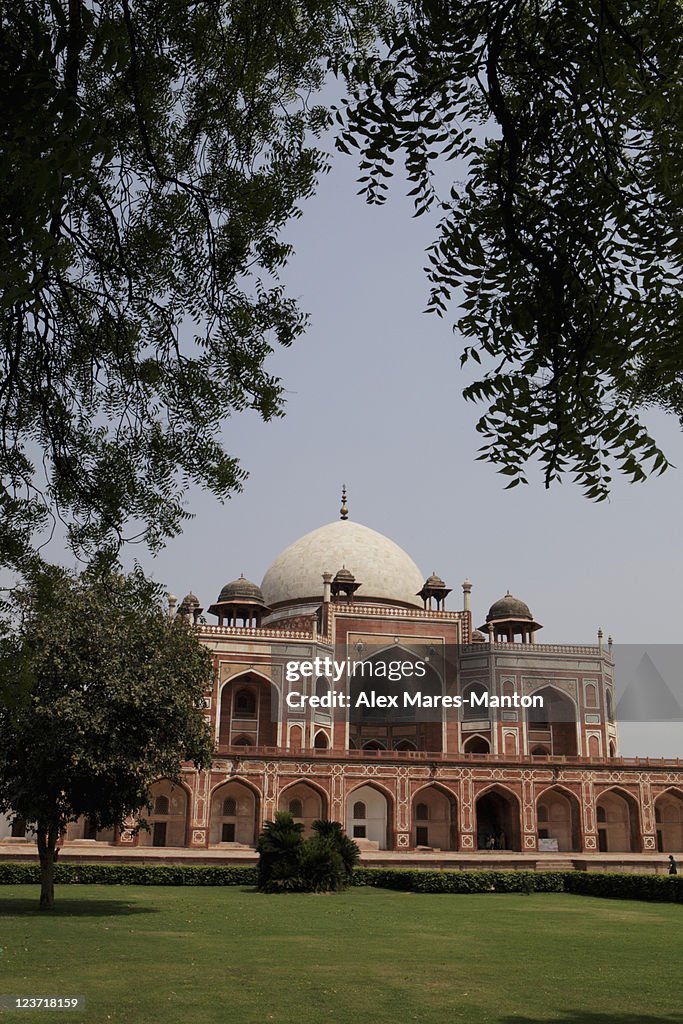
0, 567, 214, 908
0, 1, 386, 569
338, 1, 683, 499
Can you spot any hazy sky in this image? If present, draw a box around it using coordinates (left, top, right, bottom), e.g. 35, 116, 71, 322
44, 120, 683, 756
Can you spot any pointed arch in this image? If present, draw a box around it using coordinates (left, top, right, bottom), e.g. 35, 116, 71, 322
395, 737, 417, 753
313, 730, 329, 750
595, 787, 641, 852
346, 781, 394, 850
527, 685, 578, 756
654, 788, 683, 852
218, 670, 279, 748
278, 779, 328, 835
411, 782, 458, 851
462, 681, 488, 720
139, 778, 191, 848
535, 785, 581, 852
475, 784, 521, 851
463, 733, 490, 754
209, 777, 261, 846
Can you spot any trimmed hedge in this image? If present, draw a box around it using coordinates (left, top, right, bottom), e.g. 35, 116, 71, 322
1, 862, 682, 903
563, 870, 683, 903
0, 862, 257, 886
352, 868, 564, 893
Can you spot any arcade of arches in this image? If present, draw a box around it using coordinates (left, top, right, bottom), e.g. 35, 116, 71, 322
14, 773, 683, 857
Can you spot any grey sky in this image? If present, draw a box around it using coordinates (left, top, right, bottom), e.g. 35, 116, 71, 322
44, 129, 683, 757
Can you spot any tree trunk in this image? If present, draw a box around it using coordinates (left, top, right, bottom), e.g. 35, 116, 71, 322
36, 823, 59, 910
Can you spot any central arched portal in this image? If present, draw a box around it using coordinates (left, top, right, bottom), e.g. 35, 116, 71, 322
475, 787, 521, 851
348, 646, 443, 752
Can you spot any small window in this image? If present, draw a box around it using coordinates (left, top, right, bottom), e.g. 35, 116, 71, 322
233, 735, 253, 746
353, 825, 366, 839
235, 690, 256, 717
314, 731, 328, 749
538, 829, 549, 840
315, 677, 330, 700
154, 795, 169, 815
11, 817, 26, 838
531, 746, 549, 757
223, 798, 237, 816
289, 799, 303, 817
222, 822, 235, 843
353, 801, 366, 819
415, 803, 429, 821
416, 826, 429, 846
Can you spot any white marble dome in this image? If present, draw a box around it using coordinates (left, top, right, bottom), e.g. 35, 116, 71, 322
261, 520, 424, 609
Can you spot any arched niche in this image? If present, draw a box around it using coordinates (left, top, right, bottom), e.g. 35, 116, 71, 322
475, 786, 521, 851
463, 734, 490, 754
462, 681, 488, 720
218, 672, 279, 748
596, 788, 640, 853
412, 785, 457, 851
278, 781, 327, 836
527, 686, 578, 756
655, 790, 683, 852
346, 784, 392, 849
209, 779, 260, 846
138, 780, 189, 848
536, 787, 581, 852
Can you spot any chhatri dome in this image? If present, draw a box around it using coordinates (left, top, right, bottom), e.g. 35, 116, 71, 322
260, 487, 424, 610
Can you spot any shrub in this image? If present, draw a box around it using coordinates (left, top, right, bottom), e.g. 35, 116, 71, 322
255, 815, 360, 893
563, 871, 683, 903
0, 862, 257, 886
256, 811, 306, 892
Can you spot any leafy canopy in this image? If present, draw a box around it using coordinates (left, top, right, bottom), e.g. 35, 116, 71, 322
338, 1, 683, 499
0, 565, 214, 905
0, 0, 386, 569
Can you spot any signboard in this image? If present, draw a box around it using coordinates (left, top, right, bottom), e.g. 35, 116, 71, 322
538, 838, 559, 852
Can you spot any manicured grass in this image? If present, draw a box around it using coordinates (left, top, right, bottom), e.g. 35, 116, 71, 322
0, 886, 682, 1024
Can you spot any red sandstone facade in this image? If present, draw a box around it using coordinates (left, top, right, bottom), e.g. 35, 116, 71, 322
2, 512, 681, 866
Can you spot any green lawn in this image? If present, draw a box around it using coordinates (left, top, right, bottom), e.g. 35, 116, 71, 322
0, 886, 682, 1024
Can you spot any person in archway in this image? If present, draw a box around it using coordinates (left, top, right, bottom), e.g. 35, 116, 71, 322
668, 855, 678, 875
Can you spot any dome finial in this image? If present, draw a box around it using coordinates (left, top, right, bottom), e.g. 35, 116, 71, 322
340, 483, 348, 520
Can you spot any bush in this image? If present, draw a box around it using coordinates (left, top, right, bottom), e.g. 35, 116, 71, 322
0, 862, 257, 886
563, 871, 683, 903
351, 868, 565, 893
2, 859, 681, 904
255, 814, 360, 893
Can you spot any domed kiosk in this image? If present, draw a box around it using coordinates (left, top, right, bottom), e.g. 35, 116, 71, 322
479, 591, 542, 643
